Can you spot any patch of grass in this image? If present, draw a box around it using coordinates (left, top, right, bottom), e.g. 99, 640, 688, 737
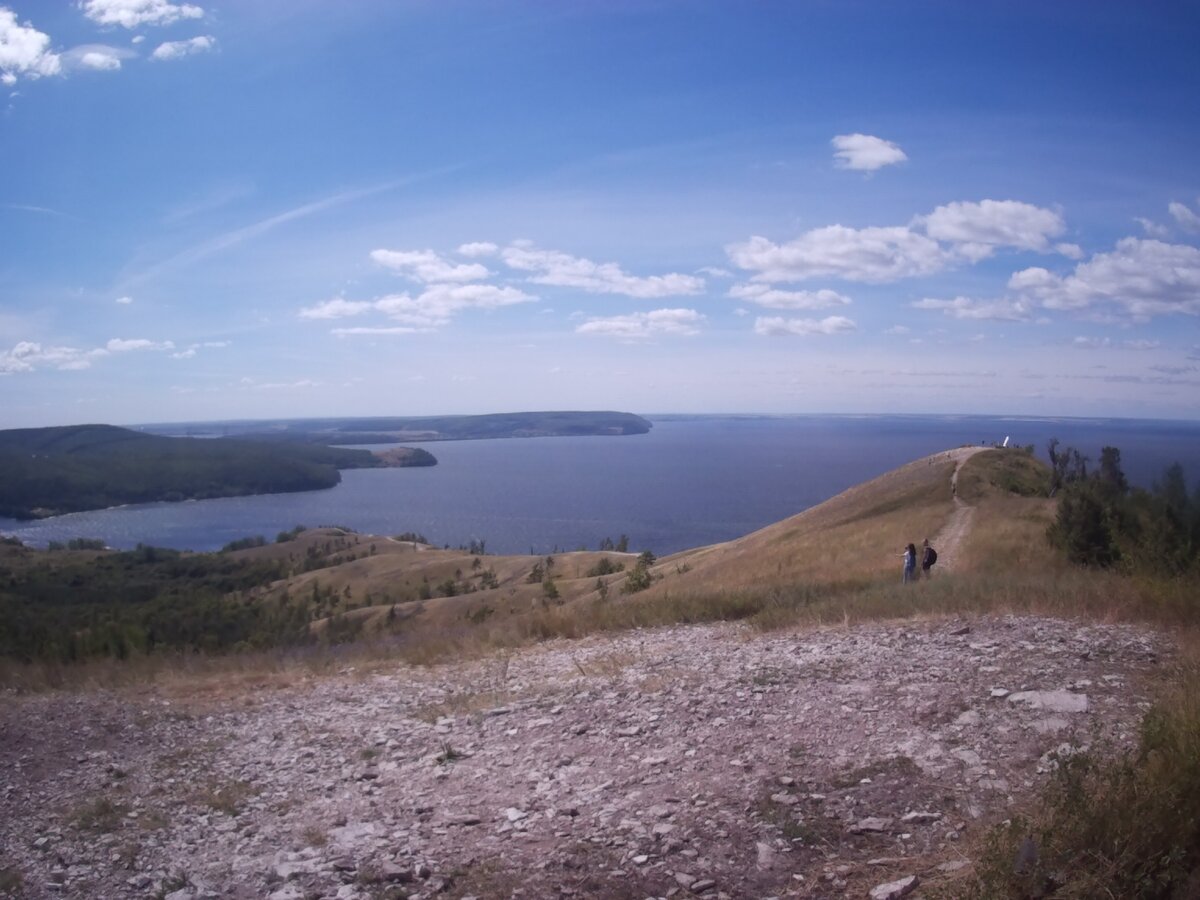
958, 653, 1200, 898
832, 755, 921, 789
0, 866, 24, 897
70, 795, 127, 832
957, 448, 1050, 503
138, 810, 169, 831
300, 824, 328, 847
359, 746, 379, 761
754, 788, 838, 848
435, 741, 464, 765
194, 779, 256, 816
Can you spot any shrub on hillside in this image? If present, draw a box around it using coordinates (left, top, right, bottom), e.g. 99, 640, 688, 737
964, 668, 1200, 898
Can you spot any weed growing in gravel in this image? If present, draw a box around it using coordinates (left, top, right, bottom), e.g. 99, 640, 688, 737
359, 746, 379, 761
300, 824, 328, 847
436, 741, 464, 765
71, 796, 127, 832
0, 866, 24, 897
194, 779, 256, 816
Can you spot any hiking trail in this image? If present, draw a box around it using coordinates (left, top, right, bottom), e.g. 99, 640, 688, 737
932, 447, 987, 573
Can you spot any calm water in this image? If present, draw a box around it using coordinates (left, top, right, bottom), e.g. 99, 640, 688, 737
2, 415, 1198, 555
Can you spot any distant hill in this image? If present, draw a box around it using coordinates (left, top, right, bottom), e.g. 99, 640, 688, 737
143, 410, 653, 444
0, 424, 432, 520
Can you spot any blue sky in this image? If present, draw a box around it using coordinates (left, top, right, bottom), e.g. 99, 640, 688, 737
2, 0, 1199, 427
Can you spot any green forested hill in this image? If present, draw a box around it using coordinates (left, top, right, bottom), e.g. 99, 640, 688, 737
147, 410, 653, 443
0, 424, 429, 519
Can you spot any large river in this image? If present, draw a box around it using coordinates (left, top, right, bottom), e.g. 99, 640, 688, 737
2, 415, 1197, 555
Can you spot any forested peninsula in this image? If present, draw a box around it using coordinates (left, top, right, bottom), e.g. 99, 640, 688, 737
146, 410, 653, 444
0, 424, 434, 520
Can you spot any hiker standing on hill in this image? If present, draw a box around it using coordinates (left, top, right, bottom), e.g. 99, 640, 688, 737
901, 543, 917, 583
921, 539, 938, 578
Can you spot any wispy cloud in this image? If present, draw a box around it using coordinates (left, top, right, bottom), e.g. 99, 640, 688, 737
370, 248, 490, 283
1, 336, 174, 373
729, 283, 851, 310
1169, 200, 1200, 233
503, 241, 705, 298
753, 315, 856, 336
150, 35, 215, 62
831, 133, 907, 172
2, 203, 79, 221
120, 172, 453, 289
913, 296, 1033, 321
576, 308, 704, 339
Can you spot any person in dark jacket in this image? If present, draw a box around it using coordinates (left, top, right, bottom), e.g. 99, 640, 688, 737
921, 539, 937, 578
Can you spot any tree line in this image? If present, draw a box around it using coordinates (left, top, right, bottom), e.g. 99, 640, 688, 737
1048, 441, 1199, 575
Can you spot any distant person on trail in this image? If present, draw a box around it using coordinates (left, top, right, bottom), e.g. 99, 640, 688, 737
902, 543, 917, 583
921, 539, 938, 578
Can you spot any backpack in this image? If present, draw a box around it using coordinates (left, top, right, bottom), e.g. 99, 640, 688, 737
925, 547, 938, 567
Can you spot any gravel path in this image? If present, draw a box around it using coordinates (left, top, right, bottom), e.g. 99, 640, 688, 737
0, 615, 1166, 899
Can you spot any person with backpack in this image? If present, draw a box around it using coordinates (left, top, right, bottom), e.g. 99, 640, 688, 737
921, 539, 938, 578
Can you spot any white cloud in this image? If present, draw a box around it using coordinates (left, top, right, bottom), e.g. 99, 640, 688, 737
831, 133, 907, 171
728, 283, 851, 310
377, 283, 535, 327
115, 295, 133, 304
370, 248, 490, 283
81, 0, 204, 29
77, 48, 122, 70
1123, 339, 1160, 350
244, 378, 319, 391
298, 298, 374, 320
753, 315, 857, 336
1072, 336, 1111, 350
171, 339, 228, 359
150, 35, 214, 61
728, 226, 948, 284
502, 242, 705, 297
698, 266, 733, 278
1055, 242, 1084, 260
2, 336, 172, 372
576, 308, 704, 339
328, 326, 427, 336
331, 326, 425, 336
303, 283, 536, 331
885, 325, 911, 335
1169, 201, 1200, 233
0, 8, 61, 82
912, 296, 1033, 321
919, 200, 1066, 261
1136, 217, 1170, 239
457, 241, 498, 258
106, 337, 173, 352
1009, 238, 1200, 318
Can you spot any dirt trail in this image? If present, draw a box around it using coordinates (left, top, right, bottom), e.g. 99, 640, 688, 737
931, 447, 987, 573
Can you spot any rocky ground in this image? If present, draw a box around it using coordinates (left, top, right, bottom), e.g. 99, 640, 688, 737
0, 615, 1167, 899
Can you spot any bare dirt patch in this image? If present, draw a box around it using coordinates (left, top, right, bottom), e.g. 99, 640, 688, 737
0, 615, 1165, 899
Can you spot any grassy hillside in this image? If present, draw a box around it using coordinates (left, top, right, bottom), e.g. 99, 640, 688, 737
0, 424, 431, 519
10, 444, 1194, 674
